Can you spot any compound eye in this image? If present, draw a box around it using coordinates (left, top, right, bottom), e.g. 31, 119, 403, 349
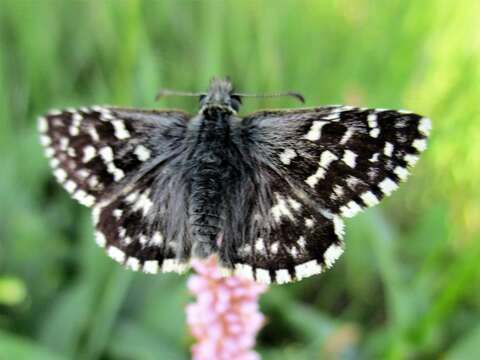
230, 95, 242, 111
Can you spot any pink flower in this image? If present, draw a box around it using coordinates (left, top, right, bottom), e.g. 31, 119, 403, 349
186, 257, 267, 360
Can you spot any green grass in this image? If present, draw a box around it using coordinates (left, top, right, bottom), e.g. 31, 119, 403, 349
1, 0, 479, 359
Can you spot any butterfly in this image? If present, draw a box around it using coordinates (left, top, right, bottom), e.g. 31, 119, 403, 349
38, 78, 431, 284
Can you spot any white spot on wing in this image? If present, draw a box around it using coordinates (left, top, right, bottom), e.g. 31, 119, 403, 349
360, 191, 380, 207
134, 145, 151, 162
54, 168, 67, 182
126, 191, 139, 203
123, 236, 132, 246
279, 148, 297, 165
333, 216, 345, 240
107, 163, 125, 181
112, 119, 130, 139
133, 192, 153, 216
394, 166, 409, 181
151, 232, 163, 246
99, 109, 115, 121
143, 260, 159, 274
72, 112, 83, 122
69, 125, 80, 136
418, 117, 432, 136
305, 218, 315, 228
118, 227, 127, 239
107, 246, 125, 263
99, 147, 114, 162
306, 151, 338, 188
404, 154, 419, 165
83, 146, 96, 163
255, 238, 265, 253
323, 113, 339, 120
40, 135, 51, 146
369, 128, 380, 138
74, 169, 87, 179
64, 180, 77, 193
234, 263, 254, 280
287, 198, 302, 211
304, 121, 328, 141
276, 269, 291, 284
271, 194, 294, 222
88, 176, 99, 187
320, 150, 338, 168
297, 236, 306, 248
38, 117, 48, 132
49, 158, 60, 168
95, 231, 106, 247
379, 177, 398, 195
139, 235, 148, 246
306, 167, 326, 188
59, 137, 69, 151
346, 176, 361, 189
271, 241, 279, 254
113, 209, 123, 219
340, 200, 362, 218
295, 260, 322, 280
340, 128, 354, 144
334, 185, 344, 197
367, 113, 378, 128
384, 142, 394, 157
342, 150, 357, 168
99, 146, 125, 181
412, 139, 427, 152
162, 259, 188, 273
126, 257, 140, 271
44, 147, 55, 158
73, 190, 95, 207
324, 244, 344, 268
88, 126, 100, 141
369, 153, 379, 162
255, 269, 271, 284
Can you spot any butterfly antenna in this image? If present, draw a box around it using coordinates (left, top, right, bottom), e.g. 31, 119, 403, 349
155, 89, 205, 101
234, 91, 305, 103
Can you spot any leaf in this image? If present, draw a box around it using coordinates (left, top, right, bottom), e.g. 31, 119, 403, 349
107, 319, 188, 360
0, 330, 67, 360
445, 324, 480, 360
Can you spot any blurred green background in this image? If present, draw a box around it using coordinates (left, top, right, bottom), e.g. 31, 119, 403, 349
1, 0, 479, 359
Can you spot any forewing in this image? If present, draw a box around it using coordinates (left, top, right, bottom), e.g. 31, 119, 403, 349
39, 106, 191, 273
38, 106, 189, 207
243, 106, 431, 216
229, 106, 430, 284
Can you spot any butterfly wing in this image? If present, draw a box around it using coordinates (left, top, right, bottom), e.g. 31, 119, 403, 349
224, 106, 431, 284
39, 106, 192, 273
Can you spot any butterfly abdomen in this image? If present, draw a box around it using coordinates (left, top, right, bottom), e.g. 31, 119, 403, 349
188, 110, 234, 257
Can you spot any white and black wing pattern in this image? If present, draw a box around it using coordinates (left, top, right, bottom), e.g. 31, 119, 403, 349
38, 106, 191, 273
227, 106, 431, 284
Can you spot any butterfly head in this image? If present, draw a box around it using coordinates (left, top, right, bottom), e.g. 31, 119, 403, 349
155, 77, 304, 114
199, 78, 242, 115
